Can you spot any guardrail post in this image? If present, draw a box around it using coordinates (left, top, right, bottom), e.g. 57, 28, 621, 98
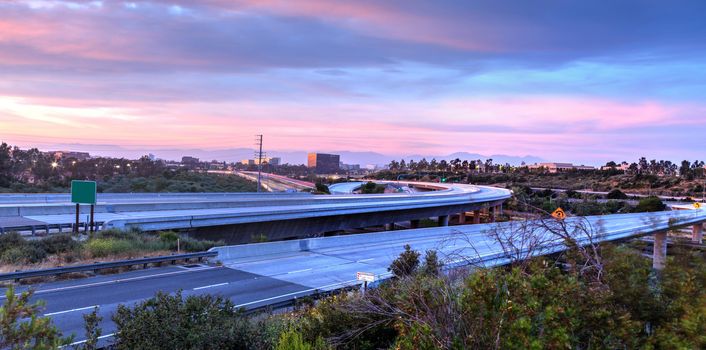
653, 231, 668, 270
692, 224, 703, 244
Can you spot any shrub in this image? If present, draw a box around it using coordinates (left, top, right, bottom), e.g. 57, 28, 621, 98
607, 189, 628, 200
0, 232, 26, 253
276, 329, 312, 350
158, 231, 179, 243
85, 239, 135, 258
180, 238, 223, 252
112, 291, 253, 349
1, 245, 47, 264
388, 244, 420, 278
37, 234, 79, 255
636, 196, 666, 212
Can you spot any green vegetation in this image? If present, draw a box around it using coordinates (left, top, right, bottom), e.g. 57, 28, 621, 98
508, 185, 653, 216
359, 181, 385, 194
82, 242, 705, 349
0, 143, 257, 193
0, 286, 72, 348
378, 156, 706, 198
635, 196, 667, 212
314, 183, 331, 194
5, 239, 706, 349
0, 230, 222, 269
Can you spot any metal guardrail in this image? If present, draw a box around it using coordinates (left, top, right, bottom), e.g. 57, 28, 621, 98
0, 251, 217, 282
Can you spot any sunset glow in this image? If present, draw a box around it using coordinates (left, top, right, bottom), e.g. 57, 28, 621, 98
2, 1, 705, 164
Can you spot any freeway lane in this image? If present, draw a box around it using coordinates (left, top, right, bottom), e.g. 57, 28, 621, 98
1, 265, 311, 344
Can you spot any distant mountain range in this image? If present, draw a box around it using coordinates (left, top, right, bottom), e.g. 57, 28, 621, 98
16, 143, 544, 166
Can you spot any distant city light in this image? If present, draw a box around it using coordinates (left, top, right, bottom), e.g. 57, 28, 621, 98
51, 162, 58, 168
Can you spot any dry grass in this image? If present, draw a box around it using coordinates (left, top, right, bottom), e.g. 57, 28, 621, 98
0, 249, 174, 274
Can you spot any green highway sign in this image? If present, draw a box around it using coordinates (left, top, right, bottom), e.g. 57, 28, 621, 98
71, 180, 97, 204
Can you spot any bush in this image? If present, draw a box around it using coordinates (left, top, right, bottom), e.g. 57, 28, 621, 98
388, 244, 420, 278
85, 239, 135, 258
607, 189, 628, 200
276, 329, 312, 350
112, 291, 254, 349
636, 196, 666, 212
1, 245, 47, 264
158, 231, 179, 243
179, 238, 222, 252
37, 234, 79, 255
0, 232, 25, 253
314, 183, 330, 194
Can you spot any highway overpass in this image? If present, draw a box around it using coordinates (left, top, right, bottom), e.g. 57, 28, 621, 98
7, 207, 706, 346
0, 182, 511, 243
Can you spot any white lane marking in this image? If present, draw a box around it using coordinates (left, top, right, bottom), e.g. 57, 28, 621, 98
235, 279, 360, 308
287, 268, 312, 274
193, 282, 228, 290
0, 266, 219, 299
356, 258, 374, 263
67, 333, 116, 346
44, 305, 97, 317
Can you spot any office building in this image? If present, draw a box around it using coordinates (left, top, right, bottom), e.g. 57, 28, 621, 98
308, 153, 340, 173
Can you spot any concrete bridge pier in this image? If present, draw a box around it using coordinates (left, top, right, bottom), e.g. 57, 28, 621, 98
489, 207, 496, 223
438, 215, 449, 227
692, 224, 703, 244
473, 210, 481, 224
653, 231, 668, 270
458, 212, 466, 224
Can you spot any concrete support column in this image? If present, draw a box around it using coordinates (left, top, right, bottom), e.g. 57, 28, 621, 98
473, 210, 481, 224
438, 215, 449, 227
410, 219, 420, 229
489, 207, 496, 223
692, 224, 703, 244
458, 212, 466, 224
653, 231, 668, 270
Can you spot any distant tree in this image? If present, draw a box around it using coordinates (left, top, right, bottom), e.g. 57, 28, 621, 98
607, 189, 628, 200
314, 183, 330, 194
360, 181, 384, 194
635, 196, 666, 212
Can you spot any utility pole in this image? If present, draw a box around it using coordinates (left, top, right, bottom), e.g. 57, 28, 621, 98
255, 134, 264, 192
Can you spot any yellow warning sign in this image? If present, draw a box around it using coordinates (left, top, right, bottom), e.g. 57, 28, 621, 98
551, 207, 566, 220
694, 202, 701, 209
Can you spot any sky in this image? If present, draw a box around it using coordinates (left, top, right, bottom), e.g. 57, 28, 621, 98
1, 0, 705, 165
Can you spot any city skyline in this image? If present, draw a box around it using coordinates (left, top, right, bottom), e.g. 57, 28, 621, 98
2, 1, 705, 164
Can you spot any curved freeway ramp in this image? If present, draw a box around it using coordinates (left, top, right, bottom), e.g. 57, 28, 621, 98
0, 182, 511, 240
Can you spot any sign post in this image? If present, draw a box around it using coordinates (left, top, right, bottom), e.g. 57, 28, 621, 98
356, 272, 375, 295
71, 180, 97, 234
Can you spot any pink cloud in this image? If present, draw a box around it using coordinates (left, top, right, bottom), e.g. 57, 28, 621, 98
3, 94, 704, 161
